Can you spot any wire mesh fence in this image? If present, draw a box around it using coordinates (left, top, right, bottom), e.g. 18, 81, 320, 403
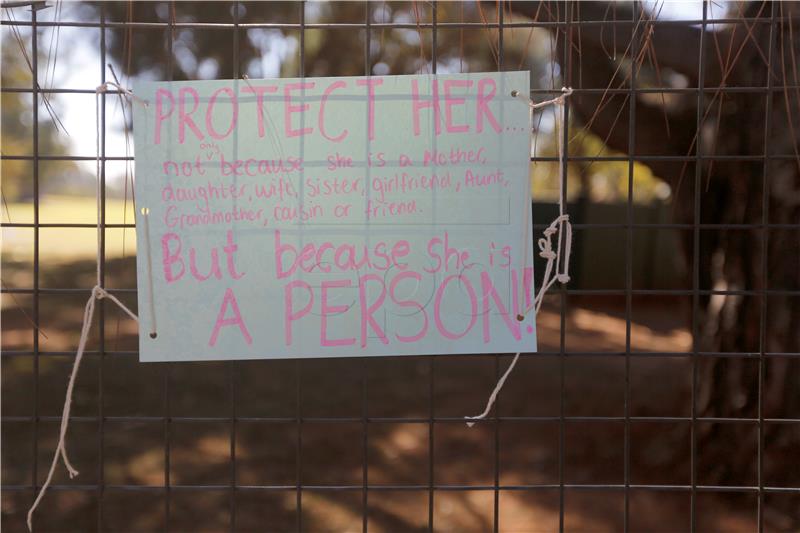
1, 1, 799, 532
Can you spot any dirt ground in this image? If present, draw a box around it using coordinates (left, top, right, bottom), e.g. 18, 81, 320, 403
1, 257, 797, 532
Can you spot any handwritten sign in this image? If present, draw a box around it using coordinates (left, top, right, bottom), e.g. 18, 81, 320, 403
133, 72, 535, 361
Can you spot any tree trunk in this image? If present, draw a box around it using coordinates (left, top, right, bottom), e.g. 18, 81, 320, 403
509, 1, 799, 522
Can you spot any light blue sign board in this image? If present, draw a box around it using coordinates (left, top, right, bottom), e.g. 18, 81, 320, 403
133, 71, 535, 361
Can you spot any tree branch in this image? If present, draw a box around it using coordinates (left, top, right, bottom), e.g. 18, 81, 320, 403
506, 1, 730, 86
504, 1, 704, 187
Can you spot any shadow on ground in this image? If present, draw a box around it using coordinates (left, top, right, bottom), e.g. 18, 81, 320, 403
2, 257, 798, 532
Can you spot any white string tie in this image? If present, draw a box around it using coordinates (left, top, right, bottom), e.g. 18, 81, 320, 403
466, 86, 573, 427
27, 83, 141, 532
97, 81, 149, 107
511, 86, 573, 110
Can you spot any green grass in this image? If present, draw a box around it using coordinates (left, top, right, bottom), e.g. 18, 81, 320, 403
2, 194, 137, 261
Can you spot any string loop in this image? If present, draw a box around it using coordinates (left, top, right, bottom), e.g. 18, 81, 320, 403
27, 82, 141, 532
465, 86, 573, 427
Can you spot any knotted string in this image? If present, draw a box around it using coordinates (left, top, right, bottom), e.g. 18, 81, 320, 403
466, 87, 573, 427
27, 83, 143, 532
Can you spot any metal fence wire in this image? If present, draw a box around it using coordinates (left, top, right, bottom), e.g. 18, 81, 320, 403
1, 1, 799, 532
